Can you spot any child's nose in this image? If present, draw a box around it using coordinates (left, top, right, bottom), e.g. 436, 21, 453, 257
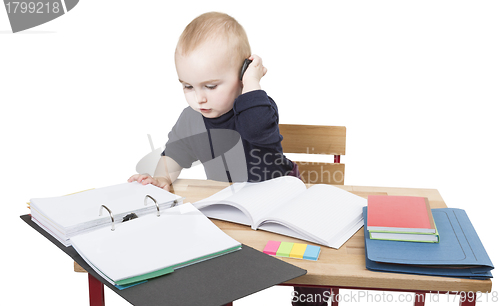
196, 91, 207, 103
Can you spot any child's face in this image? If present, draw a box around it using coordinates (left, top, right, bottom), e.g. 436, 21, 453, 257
175, 42, 242, 118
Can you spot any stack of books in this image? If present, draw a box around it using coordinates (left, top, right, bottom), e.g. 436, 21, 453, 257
367, 195, 439, 243
363, 196, 494, 279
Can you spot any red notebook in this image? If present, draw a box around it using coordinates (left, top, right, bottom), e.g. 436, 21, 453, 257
367, 195, 436, 233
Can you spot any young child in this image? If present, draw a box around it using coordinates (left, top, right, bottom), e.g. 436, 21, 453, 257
128, 12, 328, 306
129, 11, 298, 191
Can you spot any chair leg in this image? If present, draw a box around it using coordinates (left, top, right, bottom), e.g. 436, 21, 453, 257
88, 273, 105, 306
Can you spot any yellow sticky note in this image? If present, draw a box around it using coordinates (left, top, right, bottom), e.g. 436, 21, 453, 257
289, 243, 308, 259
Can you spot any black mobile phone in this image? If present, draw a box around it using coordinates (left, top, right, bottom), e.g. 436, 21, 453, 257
239, 58, 253, 80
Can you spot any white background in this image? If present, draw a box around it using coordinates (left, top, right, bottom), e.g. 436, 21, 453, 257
2, 1, 499, 305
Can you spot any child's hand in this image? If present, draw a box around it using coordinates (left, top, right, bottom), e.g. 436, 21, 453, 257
242, 54, 267, 94
128, 174, 173, 192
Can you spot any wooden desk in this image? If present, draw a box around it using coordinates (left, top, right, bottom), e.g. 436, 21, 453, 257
76, 179, 492, 305
173, 179, 492, 305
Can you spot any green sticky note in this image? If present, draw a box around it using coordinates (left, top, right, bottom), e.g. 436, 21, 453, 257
276, 242, 294, 257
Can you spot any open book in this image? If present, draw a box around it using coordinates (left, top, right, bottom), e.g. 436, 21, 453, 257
193, 176, 367, 249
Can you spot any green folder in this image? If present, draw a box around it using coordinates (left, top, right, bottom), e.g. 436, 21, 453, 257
115, 245, 242, 286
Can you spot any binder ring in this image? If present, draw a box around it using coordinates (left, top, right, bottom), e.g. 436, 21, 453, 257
144, 195, 160, 217
99, 205, 115, 231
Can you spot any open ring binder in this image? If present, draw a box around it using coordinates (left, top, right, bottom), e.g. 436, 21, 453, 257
144, 195, 160, 217
30, 181, 184, 244
143, 195, 180, 218
99, 205, 115, 231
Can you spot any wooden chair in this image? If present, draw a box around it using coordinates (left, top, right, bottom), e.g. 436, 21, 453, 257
279, 124, 346, 185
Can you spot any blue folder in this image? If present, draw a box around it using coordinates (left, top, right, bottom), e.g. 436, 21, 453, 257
363, 207, 494, 279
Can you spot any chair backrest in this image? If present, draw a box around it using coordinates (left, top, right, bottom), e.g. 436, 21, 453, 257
279, 124, 346, 185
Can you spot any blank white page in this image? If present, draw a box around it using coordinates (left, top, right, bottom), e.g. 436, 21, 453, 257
194, 176, 306, 227
260, 184, 367, 245
70, 203, 241, 283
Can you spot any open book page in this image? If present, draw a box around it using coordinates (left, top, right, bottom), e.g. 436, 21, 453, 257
192, 182, 248, 206
70, 203, 241, 285
194, 176, 307, 228
193, 182, 252, 225
256, 222, 322, 244
256, 184, 367, 248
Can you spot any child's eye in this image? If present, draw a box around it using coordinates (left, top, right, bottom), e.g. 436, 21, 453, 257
206, 85, 217, 90
183, 84, 193, 90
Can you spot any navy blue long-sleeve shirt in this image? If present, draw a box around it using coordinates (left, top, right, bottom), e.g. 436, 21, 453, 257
162, 90, 294, 182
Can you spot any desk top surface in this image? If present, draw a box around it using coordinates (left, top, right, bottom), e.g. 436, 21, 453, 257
171, 179, 492, 293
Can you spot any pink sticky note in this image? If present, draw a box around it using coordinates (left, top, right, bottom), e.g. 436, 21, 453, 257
263, 240, 281, 256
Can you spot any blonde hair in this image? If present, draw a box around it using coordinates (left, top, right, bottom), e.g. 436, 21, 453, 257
176, 12, 251, 69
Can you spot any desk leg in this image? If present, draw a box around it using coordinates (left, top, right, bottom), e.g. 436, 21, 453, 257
459, 292, 476, 306
88, 274, 105, 306
414, 291, 426, 306
331, 288, 340, 306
